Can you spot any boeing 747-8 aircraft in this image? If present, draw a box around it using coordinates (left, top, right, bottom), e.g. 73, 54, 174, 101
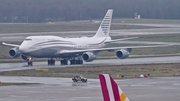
2, 9, 170, 66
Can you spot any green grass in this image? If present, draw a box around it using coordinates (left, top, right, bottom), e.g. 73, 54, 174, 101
0, 63, 180, 79
0, 19, 163, 34
0, 82, 40, 86
0, 22, 98, 33
113, 18, 180, 24
0, 45, 11, 59
1, 18, 180, 34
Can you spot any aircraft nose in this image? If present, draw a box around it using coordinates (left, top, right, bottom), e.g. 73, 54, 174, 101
19, 46, 26, 53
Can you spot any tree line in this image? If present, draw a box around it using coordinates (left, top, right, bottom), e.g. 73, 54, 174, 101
0, 0, 180, 23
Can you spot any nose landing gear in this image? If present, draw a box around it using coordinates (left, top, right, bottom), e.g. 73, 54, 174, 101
27, 56, 33, 66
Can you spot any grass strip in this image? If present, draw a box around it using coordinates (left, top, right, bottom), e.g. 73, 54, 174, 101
0, 63, 180, 79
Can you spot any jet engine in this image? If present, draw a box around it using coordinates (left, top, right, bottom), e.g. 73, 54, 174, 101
82, 52, 96, 62
8, 47, 21, 58
116, 49, 130, 59
20, 55, 28, 61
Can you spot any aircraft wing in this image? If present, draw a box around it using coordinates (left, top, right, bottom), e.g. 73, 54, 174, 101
104, 37, 138, 44
2, 42, 20, 47
116, 40, 180, 45
59, 44, 172, 54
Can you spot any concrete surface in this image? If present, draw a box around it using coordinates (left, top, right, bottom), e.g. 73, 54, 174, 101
1, 56, 180, 71
0, 76, 179, 101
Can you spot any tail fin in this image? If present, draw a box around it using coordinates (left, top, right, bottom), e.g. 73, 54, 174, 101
93, 9, 113, 37
99, 74, 130, 101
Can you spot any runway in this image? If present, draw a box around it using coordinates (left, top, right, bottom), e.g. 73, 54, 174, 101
0, 56, 180, 71
0, 76, 180, 101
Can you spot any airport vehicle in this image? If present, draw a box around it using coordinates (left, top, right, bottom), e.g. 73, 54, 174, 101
2, 9, 170, 66
72, 75, 87, 82
99, 74, 129, 101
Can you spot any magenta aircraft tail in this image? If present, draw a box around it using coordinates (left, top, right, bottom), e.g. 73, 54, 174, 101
99, 74, 130, 101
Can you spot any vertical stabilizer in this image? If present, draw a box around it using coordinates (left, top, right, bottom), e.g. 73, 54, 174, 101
99, 74, 130, 101
93, 9, 113, 37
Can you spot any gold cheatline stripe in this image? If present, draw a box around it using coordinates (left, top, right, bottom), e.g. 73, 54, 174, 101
120, 92, 126, 101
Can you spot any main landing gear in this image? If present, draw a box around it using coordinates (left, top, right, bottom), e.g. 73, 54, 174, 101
26, 58, 84, 66
70, 59, 83, 65
46, 58, 84, 66
48, 58, 55, 66
27, 56, 33, 66
60, 58, 83, 65
60, 59, 68, 65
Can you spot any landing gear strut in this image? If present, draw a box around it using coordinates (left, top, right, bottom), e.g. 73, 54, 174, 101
60, 59, 68, 65
27, 56, 33, 66
70, 58, 83, 65
48, 58, 55, 66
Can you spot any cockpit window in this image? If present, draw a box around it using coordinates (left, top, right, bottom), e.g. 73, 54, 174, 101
25, 38, 32, 41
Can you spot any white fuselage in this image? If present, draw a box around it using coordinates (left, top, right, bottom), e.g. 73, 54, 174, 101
19, 35, 111, 58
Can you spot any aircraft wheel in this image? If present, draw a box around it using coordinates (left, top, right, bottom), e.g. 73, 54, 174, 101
70, 59, 83, 65
48, 60, 50, 65
28, 61, 33, 66
76, 60, 79, 64
70, 60, 76, 65
48, 59, 55, 66
77, 60, 83, 64
80, 60, 83, 64
73, 79, 77, 82
52, 60, 55, 65
61, 59, 68, 65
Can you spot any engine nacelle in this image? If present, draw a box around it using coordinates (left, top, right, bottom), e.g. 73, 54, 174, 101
8, 47, 20, 58
21, 55, 28, 61
116, 49, 130, 59
82, 52, 96, 62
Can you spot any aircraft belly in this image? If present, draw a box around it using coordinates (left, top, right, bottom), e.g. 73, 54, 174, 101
24, 48, 58, 58
24, 46, 77, 58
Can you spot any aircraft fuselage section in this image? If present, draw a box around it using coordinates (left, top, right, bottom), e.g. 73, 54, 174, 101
19, 36, 111, 58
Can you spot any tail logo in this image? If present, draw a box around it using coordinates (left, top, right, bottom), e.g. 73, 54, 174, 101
99, 74, 129, 101
94, 9, 113, 37
101, 14, 111, 35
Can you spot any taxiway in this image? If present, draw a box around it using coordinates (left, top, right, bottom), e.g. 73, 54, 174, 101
0, 76, 179, 101
0, 56, 180, 71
